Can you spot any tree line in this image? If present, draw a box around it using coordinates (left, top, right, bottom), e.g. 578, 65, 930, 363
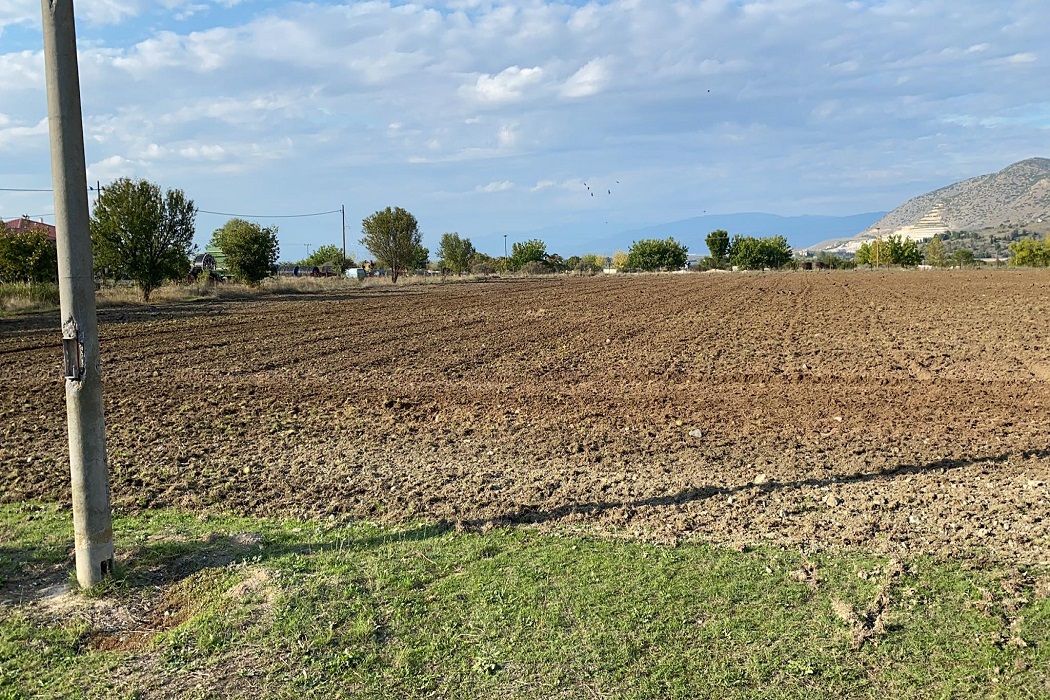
8, 177, 1050, 300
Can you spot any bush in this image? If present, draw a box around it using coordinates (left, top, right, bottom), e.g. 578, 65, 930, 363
1009, 236, 1050, 267
0, 227, 57, 284
856, 234, 921, 267
509, 239, 547, 271
0, 282, 60, 312
625, 238, 688, 271
728, 235, 792, 270
211, 219, 280, 285
520, 260, 550, 276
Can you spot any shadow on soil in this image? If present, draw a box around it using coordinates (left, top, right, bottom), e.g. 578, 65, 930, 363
4, 449, 1046, 599
471, 449, 1050, 528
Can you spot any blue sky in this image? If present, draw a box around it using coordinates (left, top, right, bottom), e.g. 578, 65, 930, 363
1, 0, 1046, 259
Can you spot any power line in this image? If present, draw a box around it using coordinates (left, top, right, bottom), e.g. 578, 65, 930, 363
197, 208, 342, 219
2, 186, 103, 192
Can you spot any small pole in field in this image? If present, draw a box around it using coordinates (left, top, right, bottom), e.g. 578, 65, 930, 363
41, 0, 115, 588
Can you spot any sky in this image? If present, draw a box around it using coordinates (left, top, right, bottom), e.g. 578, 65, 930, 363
0, 0, 1046, 259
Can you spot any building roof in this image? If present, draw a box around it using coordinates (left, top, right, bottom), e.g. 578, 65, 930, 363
3, 218, 57, 242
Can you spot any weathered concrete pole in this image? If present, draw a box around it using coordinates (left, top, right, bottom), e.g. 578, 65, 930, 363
41, 0, 114, 588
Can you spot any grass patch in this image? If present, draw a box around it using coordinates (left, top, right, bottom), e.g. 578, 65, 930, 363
1, 503, 1047, 698
0, 282, 60, 314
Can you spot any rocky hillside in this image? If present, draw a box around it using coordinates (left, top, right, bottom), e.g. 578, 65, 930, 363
871, 158, 1050, 233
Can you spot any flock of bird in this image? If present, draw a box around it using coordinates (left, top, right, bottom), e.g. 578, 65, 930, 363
582, 180, 619, 197
581, 179, 622, 225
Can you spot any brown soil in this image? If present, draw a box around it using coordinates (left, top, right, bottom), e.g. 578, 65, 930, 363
2, 271, 1049, 564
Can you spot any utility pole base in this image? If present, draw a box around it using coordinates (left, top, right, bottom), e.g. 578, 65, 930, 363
74, 537, 115, 588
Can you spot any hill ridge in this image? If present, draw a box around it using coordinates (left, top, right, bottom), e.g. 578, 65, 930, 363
869, 157, 1050, 236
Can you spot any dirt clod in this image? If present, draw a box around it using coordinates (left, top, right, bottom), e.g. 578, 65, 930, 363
2, 273, 1050, 565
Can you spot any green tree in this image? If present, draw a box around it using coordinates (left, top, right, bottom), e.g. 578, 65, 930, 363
360, 207, 422, 283
728, 236, 764, 269
89, 178, 196, 301
470, 251, 497, 275
626, 237, 689, 271
546, 253, 568, 273
857, 235, 920, 267
706, 229, 730, 268
411, 243, 430, 272
437, 232, 476, 274
923, 237, 949, 267
728, 235, 791, 270
302, 244, 351, 273
0, 222, 57, 284
577, 254, 606, 274
509, 239, 547, 271
951, 249, 976, 267
884, 234, 922, 267
1008, 237, 1050, 267
210, 219, 279, 285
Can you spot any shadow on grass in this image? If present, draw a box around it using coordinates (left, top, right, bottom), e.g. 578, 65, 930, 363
119, 521, 452, 589
0, 520, 451, 600
5, 449, 1046, 598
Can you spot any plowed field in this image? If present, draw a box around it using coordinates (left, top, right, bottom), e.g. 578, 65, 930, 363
3, 271, 1049, 564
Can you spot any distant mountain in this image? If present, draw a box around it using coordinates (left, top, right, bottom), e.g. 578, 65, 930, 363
806, 158, 1050, 253
870, 157, 1050, 233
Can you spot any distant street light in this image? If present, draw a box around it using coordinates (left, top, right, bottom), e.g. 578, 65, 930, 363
503, 234, 508, 259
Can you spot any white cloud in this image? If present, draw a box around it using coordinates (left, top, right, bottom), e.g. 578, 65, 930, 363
80, 1, 143, 26
140, 142, 167, 159
2, 0, 1048, 254
476, 181, 514, 193
497, 123, 518, 148
0, 2, 36, 34
178, 144, 226, 160
561, 58, 610, 98
1005, 52, 1037, 64
0, 118, 47, 150
0, 50, 42, 91
466, 66, 545, 104
87, 154, 138, 183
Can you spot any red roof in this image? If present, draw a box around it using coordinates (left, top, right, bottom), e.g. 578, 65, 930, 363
3, 218, 57, 242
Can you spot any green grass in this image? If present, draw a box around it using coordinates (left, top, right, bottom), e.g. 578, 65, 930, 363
1, 503, 1047, 699
0, 282, 60, 314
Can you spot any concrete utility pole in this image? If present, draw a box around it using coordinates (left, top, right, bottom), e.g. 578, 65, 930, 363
341, 205, 346, 264
41, 0, 114, 588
